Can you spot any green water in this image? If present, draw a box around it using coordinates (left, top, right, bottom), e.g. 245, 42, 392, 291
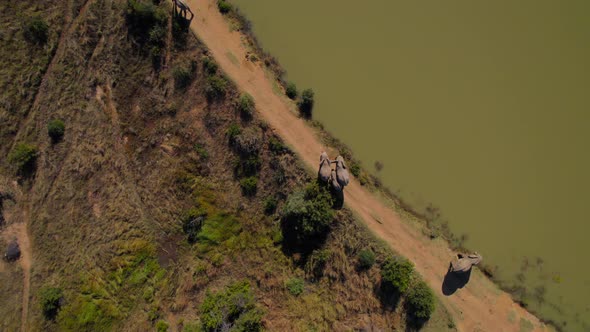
233, 0, 590, 330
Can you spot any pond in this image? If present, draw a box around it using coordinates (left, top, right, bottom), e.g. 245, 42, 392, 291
233, 0, 590, 330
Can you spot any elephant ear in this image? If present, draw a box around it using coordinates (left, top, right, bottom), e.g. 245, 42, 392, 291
341, 160, 347, 169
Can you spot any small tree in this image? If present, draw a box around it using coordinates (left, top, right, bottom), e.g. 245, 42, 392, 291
298, 88, 315, 118
39, 287, 63, 320
217, 0, 232, 14
24, 16, 49, 45
8, 143, 37, 175
406, 280, 435, 321
205, 75, 227, 101
358, 249, 376, 270
285, 82, 298, 99
47, 119, 65, 143
240, 177, 258, 196
381, 258, 413, 294
237, 93, 255, 119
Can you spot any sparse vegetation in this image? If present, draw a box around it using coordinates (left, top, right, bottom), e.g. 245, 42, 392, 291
406, 280, 436, 321
200, 281, 263, 332
286, 277, 304, 296
381, 258, 414, 294
298, 88, 315, 118
358, 249, 376, 270
286, 82, 298, 99
39, 287, 63, 320
47, 119, 65, 143
8, 143, 37, 175
156, 320, 169, 332
23, 16, 49, 45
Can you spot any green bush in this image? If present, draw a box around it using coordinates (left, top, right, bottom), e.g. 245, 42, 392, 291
126, 0, 167, 41
281, 182, 334, 243
268, 137, 287, 154
285, 277, 304, 296
240, 177, 258, 196
24, 16, 49, 45
182, 208, 207, 244
305, 249, 331, 279
156, 320, 169, 332
358, 249, 376, 270
263, 196, 278, 215
205, 75, 227, 101
226, 123, 241, 145
285, 82, 298, 99
203, 57, 218, 75
173, 66, 193, 90
350, 163, 361, 177
381, 258, 414, 294
39, 287, 63, 320
194, 143, 209, 160
47, 119, 65, 142
8, 143, 37, 175
233, 128, 261, 157
406, 280, 435, 321
217, 0, 232, 14
200, 281, 262, 332
237, 93, 255, 119
298, 88, 315, 118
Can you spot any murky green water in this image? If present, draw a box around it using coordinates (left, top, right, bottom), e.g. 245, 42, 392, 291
232, 0, 590, 330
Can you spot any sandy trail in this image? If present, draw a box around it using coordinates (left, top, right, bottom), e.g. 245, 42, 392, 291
184, 1, 548, 331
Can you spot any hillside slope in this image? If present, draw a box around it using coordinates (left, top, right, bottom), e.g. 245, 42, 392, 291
0, 1, 455, 331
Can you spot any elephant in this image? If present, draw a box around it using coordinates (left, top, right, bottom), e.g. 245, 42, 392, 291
449, 252, 482, 273
334, 155, 350, 188
318, 152, 332, 182
330, 170, 342, 192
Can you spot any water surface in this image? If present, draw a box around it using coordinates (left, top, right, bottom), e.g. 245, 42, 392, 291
233, 0, 590, 330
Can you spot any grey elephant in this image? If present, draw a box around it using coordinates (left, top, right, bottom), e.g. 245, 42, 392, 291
334, 155, 350, 188
318, 151, 332, 182
330, 169, 342, 192
449, 252, 482, 273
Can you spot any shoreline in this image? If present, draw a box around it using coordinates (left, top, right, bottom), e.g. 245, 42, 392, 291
186, 1, 555, 330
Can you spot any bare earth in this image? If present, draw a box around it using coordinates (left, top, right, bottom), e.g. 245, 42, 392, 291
185, 1, 550, 331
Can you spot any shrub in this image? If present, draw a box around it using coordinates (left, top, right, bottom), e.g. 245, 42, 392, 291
281, 182, 334, 243
285, 278, 304, 296
233, 128, 261, 157
350, 163, 361, 177
298, 88, 315, 118
194, 143, 209, 160
358, 249, 376, 270
173, 66, 193, 90
217, 0, 232, 14
200, 281, 262, 332
47, 119, 65, 143
406, 280, 435, 321
305, 249, 331, 279
240, 177, 258, 196
182, 208, 207, 244
156, 320, 169, 332
24, 16, 49, 45
381, 258, 414, 294
39, 287, 63, 320
8, 143, 37, 175
202, 57, 218, 75
126, 0, 167, 41
226, 123, 241, 145
237, 93, 255, 119
205, 75, 227, 101
268, 137, 287, 154
263, 196, 278, 215
285, 82, 298, 99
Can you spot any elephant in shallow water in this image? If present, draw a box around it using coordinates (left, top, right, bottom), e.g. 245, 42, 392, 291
334, 155, 350, 188
449, 253, 482, 273
318, 151, 332, 182
330, 170, 342, 192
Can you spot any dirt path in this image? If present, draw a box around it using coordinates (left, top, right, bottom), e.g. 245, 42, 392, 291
183, 1, 551, 331
2, 217, 32, 332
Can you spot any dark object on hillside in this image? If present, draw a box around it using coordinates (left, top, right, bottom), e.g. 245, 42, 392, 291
5, 240, 21, 261
173, 0, 194, 22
